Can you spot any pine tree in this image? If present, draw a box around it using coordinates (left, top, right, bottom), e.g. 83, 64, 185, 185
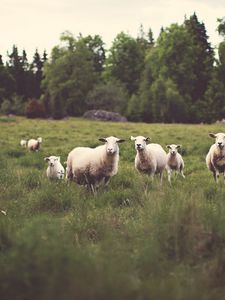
184, 13, 214, 102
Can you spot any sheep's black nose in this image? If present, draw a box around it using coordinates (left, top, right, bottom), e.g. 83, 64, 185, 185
137, 144, 141, 148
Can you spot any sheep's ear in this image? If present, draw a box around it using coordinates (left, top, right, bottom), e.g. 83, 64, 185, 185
130, 136, 136, 141
44, 157, 49, 162
209, 133, 216, 138
145, 137, 150, 142
117, 139, 125, 143
166, 145, 171, 149
99, 138, 107, 143
176, 145, 181, 149
57, 156, 60, 161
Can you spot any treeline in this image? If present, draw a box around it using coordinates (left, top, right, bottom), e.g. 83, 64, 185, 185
1, 13, 225, 123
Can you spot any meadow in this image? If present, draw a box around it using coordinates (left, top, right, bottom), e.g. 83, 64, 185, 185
1, 116, 225, 300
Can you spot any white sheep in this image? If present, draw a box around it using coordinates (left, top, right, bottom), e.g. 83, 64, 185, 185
66, 136, 125, 191
44, 156, 65, 179
206, 133, 225, 183
27, 137, 42, 151
130, 135, 167, 184
166, 144, 185, 184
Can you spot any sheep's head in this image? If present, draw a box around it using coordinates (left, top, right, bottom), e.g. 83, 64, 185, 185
37, 137, 42, 143
209, 133, 225, 150
130, 136, 150, 152
166, 144, 181, 156
44, 156, 60, 167
99, 136, 125, 155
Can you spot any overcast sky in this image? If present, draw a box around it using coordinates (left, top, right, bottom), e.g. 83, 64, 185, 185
0, 0, 224, 62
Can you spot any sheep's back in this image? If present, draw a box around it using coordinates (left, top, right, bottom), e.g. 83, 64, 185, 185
147, 143, 167, 172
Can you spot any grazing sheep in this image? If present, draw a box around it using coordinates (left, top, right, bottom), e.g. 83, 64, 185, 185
27, 137, 42, 151
130, 135, 167, 184
66, 136, 125, 191
206, 133, 225, 183
20, 139, 27, 147
166, 144, 185, 184
44, 156, 65, 179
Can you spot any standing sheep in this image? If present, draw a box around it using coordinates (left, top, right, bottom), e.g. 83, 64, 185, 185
44, 156, 65, 179
206, 133, 225, 183
66, 136, 125, 191
27, 137, 42, 151
166, 144, 185, 184
130, 135, 167, 184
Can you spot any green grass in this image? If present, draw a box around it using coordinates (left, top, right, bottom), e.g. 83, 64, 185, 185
0, 117, 225, 300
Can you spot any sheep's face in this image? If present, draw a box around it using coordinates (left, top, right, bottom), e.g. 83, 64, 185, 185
99, 136, 125, 155
209, 133, 225, 150
44, 156, 60, 167
166, 144, 181, 156
131, 136, 150, 152
37, 137, 42, 143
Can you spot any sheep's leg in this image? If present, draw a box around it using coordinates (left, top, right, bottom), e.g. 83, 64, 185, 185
90, 184, 96, 194
159, 172, 163, 185
167, 169, 172, 185
213, 170, 219, 183
104, 176, 110, 186
180, 169, 185, 179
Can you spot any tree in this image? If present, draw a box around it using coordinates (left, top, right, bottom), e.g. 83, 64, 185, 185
104, 32, 145, 96
184, 13, 214, 103
42, 32, 100, 118
217, 17, 225, 37
138, 14, 214, 123
0, 64, 15, 105
30, 49, 46, 98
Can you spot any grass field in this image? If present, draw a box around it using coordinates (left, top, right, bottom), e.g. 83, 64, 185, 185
1, 116, 225, 300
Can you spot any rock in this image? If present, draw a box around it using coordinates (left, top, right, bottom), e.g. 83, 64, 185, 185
83, 110, 127, 122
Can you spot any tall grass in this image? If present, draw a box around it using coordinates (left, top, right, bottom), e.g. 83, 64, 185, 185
0, 117, 225, 300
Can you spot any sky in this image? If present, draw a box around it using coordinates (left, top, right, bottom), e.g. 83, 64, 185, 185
0, 0, 224, 62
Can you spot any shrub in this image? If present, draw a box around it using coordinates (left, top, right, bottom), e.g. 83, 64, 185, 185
25, 99, 46, 118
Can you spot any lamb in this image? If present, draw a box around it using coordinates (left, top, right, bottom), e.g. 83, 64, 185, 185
44, 156, 65, 179
130, 135, 167, 184
27, 137, 42, 151
206, 133, 225, 183
66, 136, 125, 191
166, 144, 185, 184
20, 139, 27, 147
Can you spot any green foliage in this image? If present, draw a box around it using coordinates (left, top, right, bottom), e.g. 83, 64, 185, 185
42, 32, 101, 118
0, 95, 25, 115
104, 32, 145, 96
86, 81, 128, 113
217, 17, 225, 37
138, 14, 216, 123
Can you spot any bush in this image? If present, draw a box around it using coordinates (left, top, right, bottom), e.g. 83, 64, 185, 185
86, 81, 128, 114
0, 95, 25, 115
25, 99, 46, 118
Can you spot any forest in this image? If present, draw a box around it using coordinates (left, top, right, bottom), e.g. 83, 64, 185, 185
0, 13, 225, 123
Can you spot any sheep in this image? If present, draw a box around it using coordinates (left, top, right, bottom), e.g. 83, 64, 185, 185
20, 139, 27, 147
44, 156, 65, 179
206, 133, 225, 183
66, 136, 125, 191
166, 144, 185, 184
27, 137, 42, 151
130, 135, 167, 184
